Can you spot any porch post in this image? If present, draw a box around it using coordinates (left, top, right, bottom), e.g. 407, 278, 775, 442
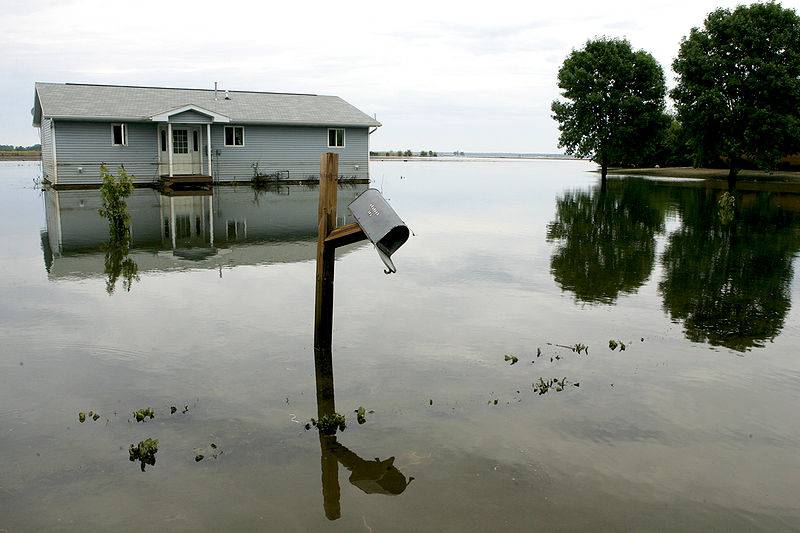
207, 123, 212, 177
167, 122, 173, 178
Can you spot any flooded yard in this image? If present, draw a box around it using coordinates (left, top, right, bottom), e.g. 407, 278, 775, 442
1, 159, 800, 531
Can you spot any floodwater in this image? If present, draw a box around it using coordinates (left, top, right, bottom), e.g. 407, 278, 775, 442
1, 159, 800, 531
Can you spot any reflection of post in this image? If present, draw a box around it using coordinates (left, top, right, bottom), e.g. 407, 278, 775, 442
314, 153, 339, 349
315, 346, 341, 520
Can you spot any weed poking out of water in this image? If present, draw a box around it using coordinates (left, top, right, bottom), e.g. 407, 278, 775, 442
309, 413, 347, 435
548, 342, 589, 355
718, 191, 736, 225
78, 412, 86, 423
533, 377, 570, 395
129, 438, 158, 472
355, 406, 367, 425
609, 339, 627, 351
195, 454, 204, 462
133, 407, 155, 422
504, 354, 519, 365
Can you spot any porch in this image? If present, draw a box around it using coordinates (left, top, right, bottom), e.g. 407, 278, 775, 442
153, 104, 231, 182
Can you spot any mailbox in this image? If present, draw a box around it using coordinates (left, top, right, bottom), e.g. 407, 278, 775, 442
348, 189, 410, 274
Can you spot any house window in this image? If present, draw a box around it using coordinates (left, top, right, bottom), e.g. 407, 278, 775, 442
193, 130, 199, 152
224, 126, 244, 147
112, 124, 127, 146
172, 129, 188, 154
160, 130, 167, 152
328, 128, 345, 148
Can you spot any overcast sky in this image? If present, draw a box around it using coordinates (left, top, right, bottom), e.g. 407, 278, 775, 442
2, 0, 795, 151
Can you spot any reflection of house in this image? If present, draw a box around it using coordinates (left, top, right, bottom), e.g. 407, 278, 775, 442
32, 82, 380, 185
41, 185, 368, 279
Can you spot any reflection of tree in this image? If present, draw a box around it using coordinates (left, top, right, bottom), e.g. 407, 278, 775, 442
547, 180, 667, 304
103, 226, 139, 294
660, 191, 800, 351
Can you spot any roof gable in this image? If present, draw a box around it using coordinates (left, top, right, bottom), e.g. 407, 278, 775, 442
149, 104, 231, 123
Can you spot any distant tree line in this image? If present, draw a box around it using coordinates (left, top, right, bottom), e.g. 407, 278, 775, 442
0, 144, 41, 151
370, 150, 438, 157
551, 2, 800, 187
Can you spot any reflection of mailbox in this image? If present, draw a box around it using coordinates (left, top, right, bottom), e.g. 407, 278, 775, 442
348, 189, 410, 274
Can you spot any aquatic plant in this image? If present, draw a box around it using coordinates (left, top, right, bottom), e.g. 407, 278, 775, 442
718, 191, 735, 225
608, 340, 626, 351
132, 407, 155, 422
129, 438, 158, 471
504, 354, 519, 365
310, 413, 347, 434
533, 377, 571, 395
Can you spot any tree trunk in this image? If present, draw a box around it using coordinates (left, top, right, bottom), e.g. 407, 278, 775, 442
727, 156, 737, 190
601, 161, 608, 184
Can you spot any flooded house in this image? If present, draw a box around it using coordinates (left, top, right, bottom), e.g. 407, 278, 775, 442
32, 82, 380, 186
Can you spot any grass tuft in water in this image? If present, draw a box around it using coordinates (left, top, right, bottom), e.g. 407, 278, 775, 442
129, 438, 158, 472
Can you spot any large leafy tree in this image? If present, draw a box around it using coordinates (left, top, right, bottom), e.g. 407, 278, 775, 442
671, 3, 800, 186
552, 38, 667, 181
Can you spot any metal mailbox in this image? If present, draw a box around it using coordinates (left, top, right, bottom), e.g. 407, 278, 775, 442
348, 188, 410, 274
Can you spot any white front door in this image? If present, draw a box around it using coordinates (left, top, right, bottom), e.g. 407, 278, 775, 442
171, 128, 192, 174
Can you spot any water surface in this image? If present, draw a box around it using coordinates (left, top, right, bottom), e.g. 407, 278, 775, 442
1, 160, 799, 531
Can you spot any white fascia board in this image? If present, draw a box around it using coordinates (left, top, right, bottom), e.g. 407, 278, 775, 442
149, 104, 231, 123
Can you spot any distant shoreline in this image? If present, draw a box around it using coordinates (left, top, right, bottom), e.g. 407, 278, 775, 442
0, 151, 41, 161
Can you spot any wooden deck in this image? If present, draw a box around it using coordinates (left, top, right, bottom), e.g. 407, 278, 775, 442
159, 174, 213, 187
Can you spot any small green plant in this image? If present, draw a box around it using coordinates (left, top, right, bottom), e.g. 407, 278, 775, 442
504, 354, 519, 365
355, 406, 367, 425
718, 191, 736, 225
133, 407, 155, 422
609, 339, 627, 351
98, 164, 134, 231
129, 438, 159, 471
98, 165, 138, 294
308, 412, 347, 434
533, 377, 570, 395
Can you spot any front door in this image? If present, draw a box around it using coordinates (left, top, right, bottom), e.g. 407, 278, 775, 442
171, 128, 192, 174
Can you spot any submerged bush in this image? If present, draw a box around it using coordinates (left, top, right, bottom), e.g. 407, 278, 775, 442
98, 164, 134, 232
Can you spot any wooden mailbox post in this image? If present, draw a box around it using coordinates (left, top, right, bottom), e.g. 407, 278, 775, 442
313, 152, 367, 349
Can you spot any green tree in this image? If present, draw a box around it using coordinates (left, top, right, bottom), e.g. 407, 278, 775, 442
671, 3, 800, 187
551, 38, 667, 181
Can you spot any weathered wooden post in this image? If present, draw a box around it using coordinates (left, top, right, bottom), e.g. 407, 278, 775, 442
313, 153, 340, 350
313, 153, 367, 350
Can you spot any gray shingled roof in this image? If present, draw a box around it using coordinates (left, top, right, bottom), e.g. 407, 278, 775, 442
33, 82, 381, 127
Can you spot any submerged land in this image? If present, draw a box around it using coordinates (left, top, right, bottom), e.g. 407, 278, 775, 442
607, 166, 800, 183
